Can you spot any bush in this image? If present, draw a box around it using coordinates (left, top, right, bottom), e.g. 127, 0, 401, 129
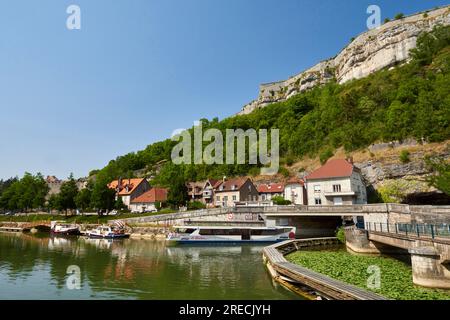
187, 201, 206, 211
285, 154, 295, 167
320, 149, 334, 164
384, 18, 390, 23
395, 13, 404, 20
271, 196, 291, 206
279, 167, 290, 178
399, 150, 410, 163
336, 226, 346, 244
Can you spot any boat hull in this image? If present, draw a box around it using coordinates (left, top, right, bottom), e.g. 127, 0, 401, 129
51, 229, 81, 236
87, 233, 130, 239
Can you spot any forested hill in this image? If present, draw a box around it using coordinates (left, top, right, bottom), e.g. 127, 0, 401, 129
91, 25, 450, 189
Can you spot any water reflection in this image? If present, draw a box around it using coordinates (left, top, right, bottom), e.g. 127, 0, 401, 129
0, 233, 299, 300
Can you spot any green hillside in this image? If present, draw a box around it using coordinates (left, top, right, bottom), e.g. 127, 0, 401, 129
95, 26, 449, 184
1, 25, 448, 212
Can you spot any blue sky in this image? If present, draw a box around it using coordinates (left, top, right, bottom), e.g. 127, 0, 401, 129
0, 0, 448, 180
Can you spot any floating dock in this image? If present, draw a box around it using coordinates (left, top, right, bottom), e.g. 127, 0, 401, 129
262, 238, 388, 300
0, 226, 24, 233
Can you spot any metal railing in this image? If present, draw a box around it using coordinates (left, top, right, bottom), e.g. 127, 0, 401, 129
364, 222, 450, 239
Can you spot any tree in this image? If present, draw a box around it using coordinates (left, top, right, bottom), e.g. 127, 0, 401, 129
75, 187, 92, 211
167, 178, 188, 209
90, 176, 116, 212
425, 156, 450, 195
0, 173, 48, 212
58, 174, 79, 215
114, 197, 127, 211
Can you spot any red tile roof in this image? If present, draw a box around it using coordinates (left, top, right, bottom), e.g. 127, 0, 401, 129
206, 179, 219, 188
131, 188, 168, 203
108, 178, 146, 196
286, 177, 305, 185
305, 159, 355, 180
214, 178, 251, 192
257, 183, 285, 193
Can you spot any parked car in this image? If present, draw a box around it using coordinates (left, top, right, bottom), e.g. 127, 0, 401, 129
108, 210, 118, 216
5, 212, 13, 216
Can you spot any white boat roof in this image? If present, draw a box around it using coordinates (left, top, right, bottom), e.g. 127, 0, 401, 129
173, 225, 293, 230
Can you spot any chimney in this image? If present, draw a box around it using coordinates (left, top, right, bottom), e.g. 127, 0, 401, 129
347, 157, 354, 164
118, 177, 122, 192
223, 176, 227, 182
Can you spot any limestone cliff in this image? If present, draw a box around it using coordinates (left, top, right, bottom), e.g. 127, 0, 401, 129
238, 6, 450, 115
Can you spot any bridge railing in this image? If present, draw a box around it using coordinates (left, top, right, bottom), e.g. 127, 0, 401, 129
364, 222, 450, 239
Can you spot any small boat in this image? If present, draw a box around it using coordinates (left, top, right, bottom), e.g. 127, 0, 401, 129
167, 225, 296, 244
50, 221, 80, 236
87, 223, 130, 239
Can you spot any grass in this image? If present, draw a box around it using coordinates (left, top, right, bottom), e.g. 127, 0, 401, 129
286, 248, 450, 300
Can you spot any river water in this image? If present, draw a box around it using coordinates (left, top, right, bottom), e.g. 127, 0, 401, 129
0, 233, 299, 300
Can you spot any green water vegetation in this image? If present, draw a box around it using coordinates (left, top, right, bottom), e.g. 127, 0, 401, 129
287, 249, 450, 300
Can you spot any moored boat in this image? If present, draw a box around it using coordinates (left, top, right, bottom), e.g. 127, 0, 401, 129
167, 225, 296, 244
50, 221, 80, 236
87, 222, 130, 239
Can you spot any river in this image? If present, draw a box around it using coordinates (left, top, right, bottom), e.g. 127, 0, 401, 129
0, 233, 300, 300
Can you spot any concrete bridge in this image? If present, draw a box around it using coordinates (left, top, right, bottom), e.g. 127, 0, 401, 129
113, 204, 450, 239
345, 224, 450, 289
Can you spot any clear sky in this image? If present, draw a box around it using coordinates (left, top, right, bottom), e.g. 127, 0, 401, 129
0, 0, 448, 180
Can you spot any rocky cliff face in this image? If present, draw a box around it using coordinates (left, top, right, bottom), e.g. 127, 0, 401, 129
238, 6, 450, 115
354, 141, 450, 204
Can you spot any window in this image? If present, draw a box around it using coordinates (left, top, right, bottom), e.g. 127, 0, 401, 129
232, 195, 237, 201
216, 196, 220, 201
314, 185, 321, 193
223, 196, 228, 202
333, 184, 342, 192
315, 198, 322, 205
333, 197, 343, 205
262, 195, 266, 201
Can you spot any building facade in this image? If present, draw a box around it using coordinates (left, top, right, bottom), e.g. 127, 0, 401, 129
284, 177, 307, 205
129, 187, 168, 213
214, 178, 259, 207
108, 178, 151, 207
257, 183, 285, 201
305, 159, 367, 206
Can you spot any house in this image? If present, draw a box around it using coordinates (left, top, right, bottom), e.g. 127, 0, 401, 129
108, 178, 151, 208
202, 179, 220, 207
284, 177, 307, 205
257, 183, 284, 201
129, 188, 168, 213
305, 159, 367, 206
186, 181, 204, 202
214, 178, 259, 207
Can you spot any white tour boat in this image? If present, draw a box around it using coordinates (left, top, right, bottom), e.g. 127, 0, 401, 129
167, 225, 296, 244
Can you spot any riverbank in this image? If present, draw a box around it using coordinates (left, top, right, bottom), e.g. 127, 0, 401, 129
286, 247, 450, 300
0, 211, 175, 224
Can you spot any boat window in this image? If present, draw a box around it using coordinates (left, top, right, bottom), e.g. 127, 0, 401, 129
199, 229, 245, 236
250, 229, 279, 236
177, 228, 196, 234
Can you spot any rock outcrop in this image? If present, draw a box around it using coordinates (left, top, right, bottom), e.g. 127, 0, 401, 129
238, 6, 450, 115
